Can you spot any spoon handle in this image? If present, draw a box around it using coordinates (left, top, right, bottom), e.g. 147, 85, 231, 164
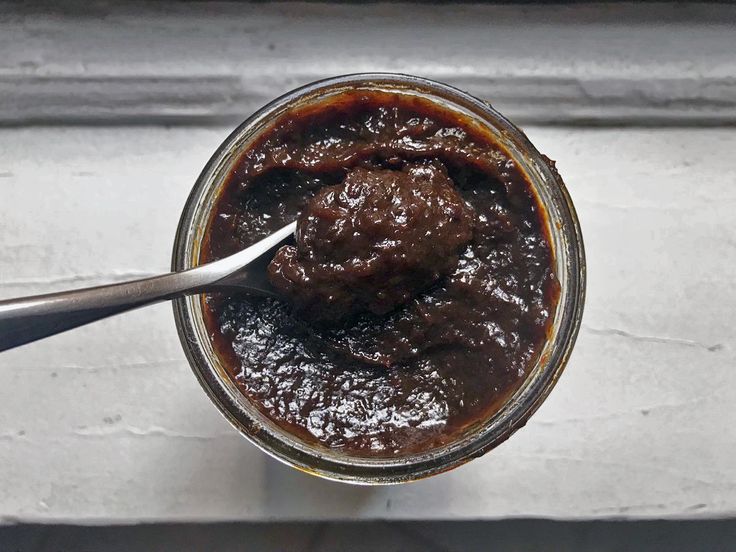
0, 221, 297, 352
0, 269, 208, 352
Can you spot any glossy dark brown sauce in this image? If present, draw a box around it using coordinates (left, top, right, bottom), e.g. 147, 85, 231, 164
268, 161, 476, 324
201, 90, 560, 456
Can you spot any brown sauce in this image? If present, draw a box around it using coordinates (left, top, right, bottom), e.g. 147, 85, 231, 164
201, 90, 560, 456
268, 161, 475, 325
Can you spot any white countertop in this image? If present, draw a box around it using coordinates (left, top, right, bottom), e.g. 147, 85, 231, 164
0, 2, 734, 523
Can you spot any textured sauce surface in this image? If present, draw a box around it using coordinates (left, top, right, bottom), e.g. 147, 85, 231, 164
268, 161, 476, 325
201, 90, 560, 456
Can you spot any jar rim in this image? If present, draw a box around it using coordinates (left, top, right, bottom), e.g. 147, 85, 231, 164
171, 73, 586, 484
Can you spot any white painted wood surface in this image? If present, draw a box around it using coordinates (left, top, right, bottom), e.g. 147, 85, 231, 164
0, 1, 735, 523
1, 2, 735, 125
0, 125, 734, 522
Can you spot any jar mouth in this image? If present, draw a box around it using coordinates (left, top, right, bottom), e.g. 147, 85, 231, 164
172, 73, 586, 484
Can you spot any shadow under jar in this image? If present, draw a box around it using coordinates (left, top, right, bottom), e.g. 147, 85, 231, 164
172, 74, 585, 484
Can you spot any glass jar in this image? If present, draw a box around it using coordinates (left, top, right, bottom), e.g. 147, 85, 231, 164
172, 73, 586, 484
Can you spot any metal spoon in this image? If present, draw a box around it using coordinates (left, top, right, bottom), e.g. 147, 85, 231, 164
0, 221, 297, 352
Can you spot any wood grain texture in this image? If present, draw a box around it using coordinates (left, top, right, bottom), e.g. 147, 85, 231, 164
1, 2, 736, 125
0, 125, 734, 522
